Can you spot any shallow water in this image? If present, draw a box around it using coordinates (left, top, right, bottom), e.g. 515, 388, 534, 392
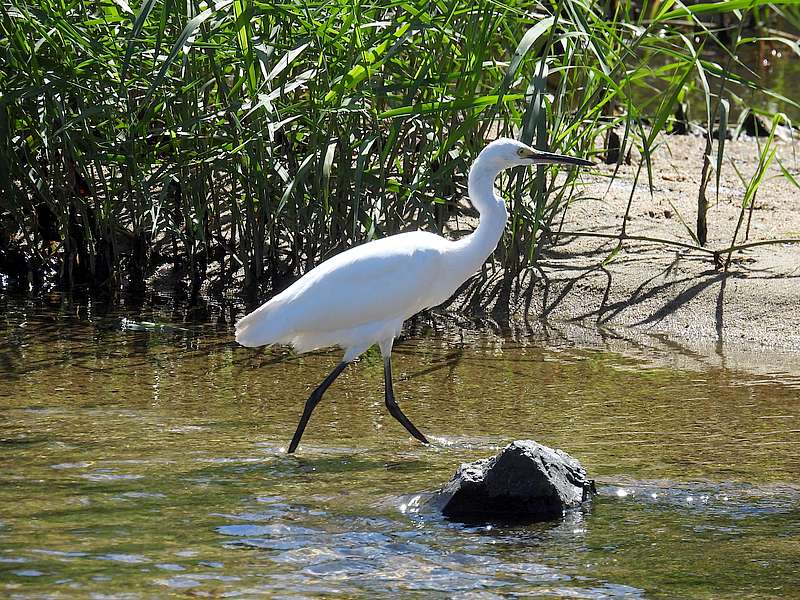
635, 42, 800, 123
1, 296, 799, 598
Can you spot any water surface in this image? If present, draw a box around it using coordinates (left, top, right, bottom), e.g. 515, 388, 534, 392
1, 296, 798, 598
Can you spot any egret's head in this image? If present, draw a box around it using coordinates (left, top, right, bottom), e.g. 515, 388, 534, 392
480, 138, 593, 169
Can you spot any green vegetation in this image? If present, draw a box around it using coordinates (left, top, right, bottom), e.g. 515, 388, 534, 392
1, 0, 798, 299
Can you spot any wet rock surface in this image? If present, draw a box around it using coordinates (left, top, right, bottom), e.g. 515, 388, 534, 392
435, 440, 595, 523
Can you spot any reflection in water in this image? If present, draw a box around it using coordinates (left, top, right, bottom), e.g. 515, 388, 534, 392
0, 296, 798, 598
637, 43, 800, 122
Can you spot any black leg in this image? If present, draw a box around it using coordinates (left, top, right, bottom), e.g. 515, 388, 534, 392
287, 361, 349, 454
384, 355, 429, 445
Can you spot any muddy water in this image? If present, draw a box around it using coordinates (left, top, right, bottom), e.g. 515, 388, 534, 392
635, 43, 800, 123
1, 297, 798, 598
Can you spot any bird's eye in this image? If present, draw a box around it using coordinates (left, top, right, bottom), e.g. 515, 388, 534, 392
517, 148, 525, 156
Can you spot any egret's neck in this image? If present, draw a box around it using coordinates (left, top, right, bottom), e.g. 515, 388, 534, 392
451, 157, 508, 272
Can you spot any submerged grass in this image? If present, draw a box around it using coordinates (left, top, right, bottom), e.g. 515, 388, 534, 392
0, 0, 797, 302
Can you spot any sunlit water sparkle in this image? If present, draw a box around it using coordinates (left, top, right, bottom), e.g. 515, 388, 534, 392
1, 296, 798, 598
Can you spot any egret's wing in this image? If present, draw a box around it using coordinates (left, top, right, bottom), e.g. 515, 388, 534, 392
275, 231, 447, 334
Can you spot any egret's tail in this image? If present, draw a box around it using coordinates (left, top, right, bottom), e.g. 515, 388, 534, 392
235, 301, 285, 348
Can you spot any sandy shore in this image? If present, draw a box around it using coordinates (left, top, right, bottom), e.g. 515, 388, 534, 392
449, 134, 800, 376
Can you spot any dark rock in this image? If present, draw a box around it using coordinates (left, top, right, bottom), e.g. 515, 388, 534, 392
670, 103, 689, 135
667, 105, 706, 137
740, 112, 794, 142
604, 129, 631, 165
434, 440, 595, 523
712, 127, 733, 141
741, 112, 772, 137
604, 129, 621, 164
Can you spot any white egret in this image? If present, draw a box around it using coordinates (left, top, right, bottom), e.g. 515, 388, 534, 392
235, 138, 592, 453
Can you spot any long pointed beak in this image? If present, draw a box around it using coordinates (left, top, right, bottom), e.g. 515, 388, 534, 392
523, 148, 593, 167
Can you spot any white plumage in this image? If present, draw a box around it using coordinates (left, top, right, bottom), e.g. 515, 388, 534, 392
236, 231, 448, 360
235, 138, 592, 453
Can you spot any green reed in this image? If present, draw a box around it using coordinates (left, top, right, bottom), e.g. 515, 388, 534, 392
0, 0, 797, 301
